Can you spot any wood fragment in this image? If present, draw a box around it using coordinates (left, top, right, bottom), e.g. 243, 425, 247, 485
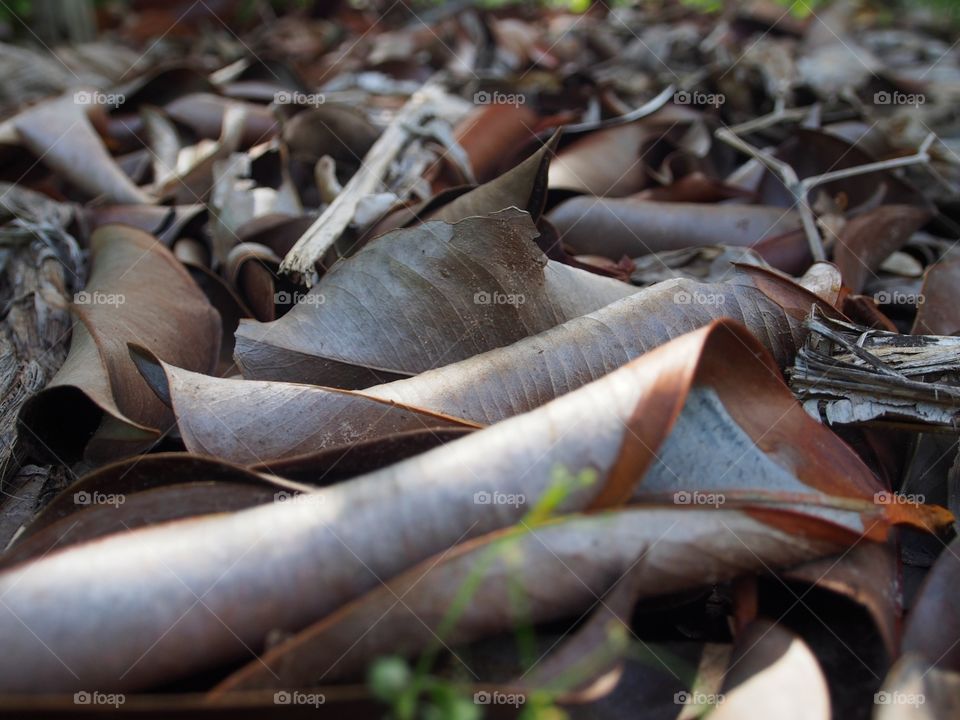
789, 308, 960, 430
0, 187, 81, 486
280, 81, 455, 284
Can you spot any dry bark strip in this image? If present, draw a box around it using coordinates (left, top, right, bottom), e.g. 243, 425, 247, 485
790, 310, 960, 429
0, 191, 81, 485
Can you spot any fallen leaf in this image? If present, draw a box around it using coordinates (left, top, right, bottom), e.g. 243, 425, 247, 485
833, 205, 931, 294
424, 130, 560, 223
234, 208, 635, 386
711, 621, 830, 720
212, 507, 862, 690
13, 92, 152, 204
0, 453, 294, 569
282, 103, 380, 168
18, 225, 221, 463
164, 92, 278, 148
448, 102, 540, 183
547, 108, 699, 197
912, 256, 960, 335
134, 350, 479, 465
0, 321, 941, 693
548, 197, 801, 258
902, 536, 960, 672
153, 267, 827, 455
875, 654, 960, 720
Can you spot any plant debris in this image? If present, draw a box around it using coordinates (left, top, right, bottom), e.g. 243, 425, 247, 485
1, 1, 959, 718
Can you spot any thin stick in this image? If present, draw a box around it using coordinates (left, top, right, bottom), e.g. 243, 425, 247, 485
715, 128, 936, 263
716, 126, 825, 260
726, 104, 809, 136
800, 133, 935, 191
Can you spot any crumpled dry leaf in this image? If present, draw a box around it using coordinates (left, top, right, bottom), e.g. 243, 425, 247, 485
784, 540, 901, 659
2, 4, 958, 715
548, 197, 801, 258
833, 205, 931, 294
756, 128, 929, 211
711, 621, 830, 720
150, 266, 826, 461
902, 536, 960, 672
447, 102, 540, 183
0, 321, 944, 693
235, 208, 635, 386
363, 129, 560, 238
18, 225, 221, 463
282, 103, 380, 169
86, 203, 206, 246
424, 130, 560, 223
163, 92, 278, 148
212, 507, 861, 691
0, 453, 297, 569
547, 107, 700, 197
12, 92, 152, 204
912, 256, 960, 336
875, 654, 960, 720
134, 350, 479, 465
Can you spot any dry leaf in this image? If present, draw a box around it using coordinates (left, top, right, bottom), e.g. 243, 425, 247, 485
0, 321, 943, 693
18, 225, 221, 463
235, 208, 635, 386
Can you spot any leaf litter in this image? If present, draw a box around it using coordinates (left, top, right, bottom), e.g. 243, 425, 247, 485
1, 1, 959, 718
